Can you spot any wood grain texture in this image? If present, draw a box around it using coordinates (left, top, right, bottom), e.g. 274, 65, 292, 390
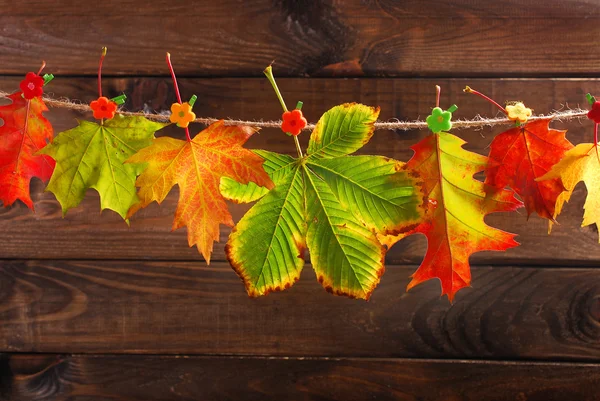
1, 0, 599, 77
2, 2, 596, 397
0, 77, 599, 263
4, 354, 600, 401
2, 260, 600, 359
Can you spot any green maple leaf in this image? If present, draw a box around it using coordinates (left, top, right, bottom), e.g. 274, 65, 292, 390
223, 103, 426, 299
40, 115, 167, 219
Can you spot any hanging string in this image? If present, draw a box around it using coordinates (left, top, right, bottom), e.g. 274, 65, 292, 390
0, 90, 588, 131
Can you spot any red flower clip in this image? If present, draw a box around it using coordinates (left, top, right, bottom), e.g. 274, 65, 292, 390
19, 72, 44, 100
588, 101, 600, 124
281, 109, 307, 136
90, 96, 118, 120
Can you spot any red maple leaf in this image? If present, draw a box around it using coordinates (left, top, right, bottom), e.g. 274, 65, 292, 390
0, 91, 54, 209
485, 118, 572, 220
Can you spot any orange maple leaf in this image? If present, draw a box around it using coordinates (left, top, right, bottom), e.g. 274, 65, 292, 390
126, 120, 273, 263
0, 92, 54, 210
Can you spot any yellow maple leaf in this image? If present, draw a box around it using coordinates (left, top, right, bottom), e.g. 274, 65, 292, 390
537, 143, 600, 240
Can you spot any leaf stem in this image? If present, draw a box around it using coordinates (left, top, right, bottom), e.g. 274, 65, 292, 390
37, 60, 46, 76
98, 47, 107, 98
293, 136, 303, 158
435, 85, 441, 108
464, 86, 507, 115
166, 52, 191, 142
263, 65, 288, 113
263, 65, 304, 158
594, 123, 600, 163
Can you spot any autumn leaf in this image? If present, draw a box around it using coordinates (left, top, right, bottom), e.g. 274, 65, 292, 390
485, 118, 572, 220
40, 115, 166, 219
383, 132, 522, 301
220, 176, 269, 203
464, 88, 572, 221
126, 120, 273, 264
0, 91, 55, 210
537, 143, 600, 240
224, 103, 426, 300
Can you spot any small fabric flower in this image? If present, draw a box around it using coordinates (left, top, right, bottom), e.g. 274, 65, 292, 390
506, 102, 532, 124
170, 102, 196, 128
426, 107, 453, 133
20, 72, 44, 100
281, 109, 307, 136
588, 101, 600, 124
90, 96, 118, 120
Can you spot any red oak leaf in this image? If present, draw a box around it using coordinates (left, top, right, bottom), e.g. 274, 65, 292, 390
382, 132, 522, 301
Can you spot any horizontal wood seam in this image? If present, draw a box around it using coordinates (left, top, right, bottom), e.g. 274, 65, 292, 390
2, 258, 600, 268
4, 353, 600, 366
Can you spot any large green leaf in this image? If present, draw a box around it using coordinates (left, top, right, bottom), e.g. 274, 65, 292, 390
226, 153, 307, 296
220, 177, 270, 204
307, 155, 424, 235
304, 166, 384, 298
40, 115, 166, 219
226, 103, 426, 299
307, 103, 379, 159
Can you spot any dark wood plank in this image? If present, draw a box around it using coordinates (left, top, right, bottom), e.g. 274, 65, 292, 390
5, 354, 600, 401
0, 77, 599, 263
9, 0, 600, 16
0, 353, 10, 400
2, 260, 600, 359
1, 0, 600, 76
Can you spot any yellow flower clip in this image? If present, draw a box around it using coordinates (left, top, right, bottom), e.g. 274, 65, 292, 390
170, 102, 196, 128
506, 102, 532, 124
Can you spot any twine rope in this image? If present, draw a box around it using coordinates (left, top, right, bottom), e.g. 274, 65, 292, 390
0, 90, 589, 131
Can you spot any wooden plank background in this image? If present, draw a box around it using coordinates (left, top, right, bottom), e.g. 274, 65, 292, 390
2, 1, 600, 400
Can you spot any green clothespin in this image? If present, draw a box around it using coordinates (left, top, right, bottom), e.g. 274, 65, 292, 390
42, 74, 54, 86
110, 94, 127, 105
586, 93, 596, 106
